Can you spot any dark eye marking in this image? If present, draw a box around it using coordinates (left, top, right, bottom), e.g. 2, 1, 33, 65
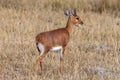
76, 17, 79, 20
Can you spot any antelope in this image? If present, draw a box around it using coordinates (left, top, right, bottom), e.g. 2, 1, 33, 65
34, 9, 83, 75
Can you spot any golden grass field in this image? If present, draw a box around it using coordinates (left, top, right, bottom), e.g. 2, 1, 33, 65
0, 0, 120, 80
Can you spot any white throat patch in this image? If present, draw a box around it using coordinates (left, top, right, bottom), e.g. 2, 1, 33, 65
76, 24, 82, 28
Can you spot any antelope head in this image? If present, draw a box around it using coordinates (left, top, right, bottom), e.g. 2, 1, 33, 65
64, 9, 83, 28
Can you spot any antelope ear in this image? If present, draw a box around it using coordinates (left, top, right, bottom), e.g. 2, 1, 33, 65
64, 9, 72, 16
74, 8, 77, 15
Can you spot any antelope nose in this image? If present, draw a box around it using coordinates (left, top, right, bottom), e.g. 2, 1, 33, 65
81, 21, 83, 25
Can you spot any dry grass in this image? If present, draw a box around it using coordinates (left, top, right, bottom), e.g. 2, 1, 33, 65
0, 0, 120, 80
0, 0, 120, 16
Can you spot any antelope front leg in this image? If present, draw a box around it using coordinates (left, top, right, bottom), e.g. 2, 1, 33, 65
60, 47, 65, 74
60, 57, 64, 73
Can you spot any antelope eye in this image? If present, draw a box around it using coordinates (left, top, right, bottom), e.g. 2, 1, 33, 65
76, 18, 79, 20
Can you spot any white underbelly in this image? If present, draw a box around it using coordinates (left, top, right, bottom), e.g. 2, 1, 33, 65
50, 46, 62, 51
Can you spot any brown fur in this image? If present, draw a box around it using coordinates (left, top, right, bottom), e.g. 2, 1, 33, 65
36, 28, 70, 50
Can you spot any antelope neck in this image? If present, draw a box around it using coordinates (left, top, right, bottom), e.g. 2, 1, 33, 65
65, 16, 73, 35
